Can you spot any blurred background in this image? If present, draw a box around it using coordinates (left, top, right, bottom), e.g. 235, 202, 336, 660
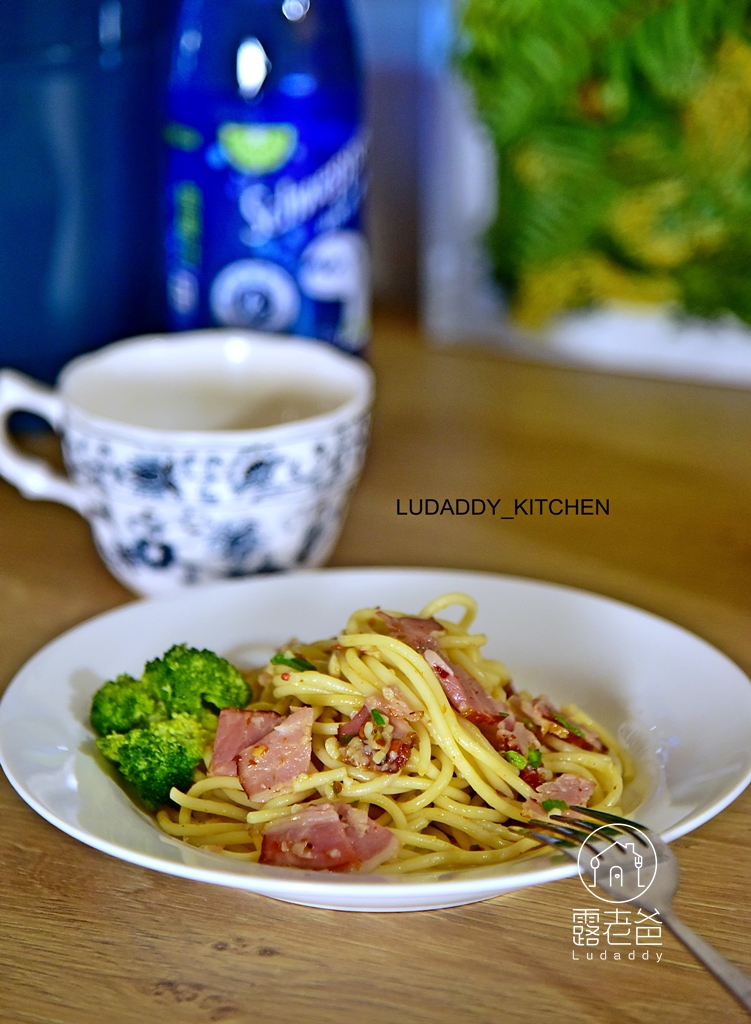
5, 0, 751, 387
0, 0, 177, 381
0, 0, 429, 381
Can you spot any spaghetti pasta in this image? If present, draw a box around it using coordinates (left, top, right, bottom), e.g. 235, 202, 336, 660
158, 592, 633, 873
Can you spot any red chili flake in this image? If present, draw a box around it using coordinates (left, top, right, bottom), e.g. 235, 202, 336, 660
281, 672, 290, 681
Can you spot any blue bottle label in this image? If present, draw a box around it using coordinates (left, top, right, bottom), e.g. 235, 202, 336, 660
165, 102, 369, 353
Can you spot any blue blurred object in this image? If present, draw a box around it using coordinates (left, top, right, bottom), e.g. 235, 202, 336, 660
164, 0, 369, 354
0, 0, 178, 384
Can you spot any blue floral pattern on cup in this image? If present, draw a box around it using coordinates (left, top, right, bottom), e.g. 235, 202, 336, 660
0, 331, 374, 595
64, 412, 369, 591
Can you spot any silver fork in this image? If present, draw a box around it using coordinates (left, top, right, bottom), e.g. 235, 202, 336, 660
529, 807, 751, 1013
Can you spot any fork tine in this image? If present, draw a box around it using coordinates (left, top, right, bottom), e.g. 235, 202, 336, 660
528, 831, 578, 850
527, 820, 604, 853
528, 818, 591, 838
569, 805, 651, 845
553, 818, 622, 838
569, 805, 647, 829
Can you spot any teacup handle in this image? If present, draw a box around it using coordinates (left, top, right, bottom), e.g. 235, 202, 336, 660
0, 369, 88, 515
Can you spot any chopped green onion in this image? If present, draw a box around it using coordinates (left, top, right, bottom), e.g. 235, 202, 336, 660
370, 708, 387, 726
542, 799, 569, 813
505, 750, 527, 769
551, 712, 584, 738
339, 732, 355, 745
271, 653, 317, 672
527, 748, 542, 768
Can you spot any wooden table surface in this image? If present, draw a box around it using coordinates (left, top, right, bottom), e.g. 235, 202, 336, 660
2, 311, 751, 1024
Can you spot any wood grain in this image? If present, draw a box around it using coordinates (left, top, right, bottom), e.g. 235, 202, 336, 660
2, 310, 751, 1024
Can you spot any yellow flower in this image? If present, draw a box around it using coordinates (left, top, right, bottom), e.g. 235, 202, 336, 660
684, 36, 751, 181
607, 180, 724, 269
513, 145, 559, 191
608, 181, 691, 269
512, 254, 677, 329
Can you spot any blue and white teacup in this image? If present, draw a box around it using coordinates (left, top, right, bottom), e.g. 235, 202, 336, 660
0, 330, 373, 595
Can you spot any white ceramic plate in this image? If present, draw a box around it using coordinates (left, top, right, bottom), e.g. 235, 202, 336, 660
1, 568, 750, 912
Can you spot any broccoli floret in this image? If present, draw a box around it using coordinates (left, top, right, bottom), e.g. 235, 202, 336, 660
90, 644, 250, 810
143, 644, 250, 719
90, 673, 166, 736
96, 714, 206, 810
96, 731, 127, 762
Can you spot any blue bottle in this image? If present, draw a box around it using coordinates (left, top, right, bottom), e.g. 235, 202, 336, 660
164, 0, 369, 354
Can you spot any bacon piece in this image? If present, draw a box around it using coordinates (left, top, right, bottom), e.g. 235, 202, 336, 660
510, 695, 605, 753
336, 802, 400, 872
520, 798, 547, 820
536, 773, 596, 807
558, 715, 606, 752
339, 703, 370, 740
338, 695, 419, 773
259, 802, 400, 872
424, 649, 506, 726
519, 772, 596, 820
209, 708, 281, 777
379, 686, 423, 722
519, 766, 553, 789
490, 713, 539, 756
260, 803, 357, 870
509, 696, 561, 733
378, 611, 444, 653
238, 706, 314, 803
380, 611, 515, 747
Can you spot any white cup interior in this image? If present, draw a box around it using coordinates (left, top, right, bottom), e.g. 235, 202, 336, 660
59, 330, 371, 433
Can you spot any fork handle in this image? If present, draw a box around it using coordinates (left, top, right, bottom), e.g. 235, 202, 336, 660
661, 908, 751, 1012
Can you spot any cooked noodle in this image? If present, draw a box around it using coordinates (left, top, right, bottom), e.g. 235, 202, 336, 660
159, 592, 633, 873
